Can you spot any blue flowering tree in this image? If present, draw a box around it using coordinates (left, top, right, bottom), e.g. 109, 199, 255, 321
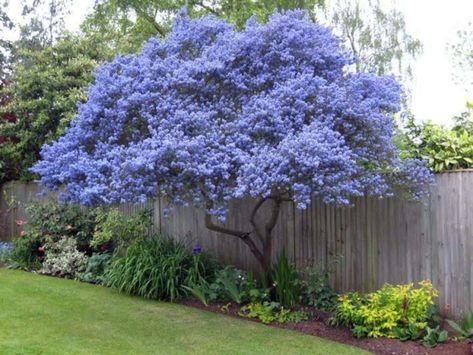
32, 11, 432, 272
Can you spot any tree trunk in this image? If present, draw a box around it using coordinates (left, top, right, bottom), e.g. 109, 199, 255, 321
204, 196, 283, 275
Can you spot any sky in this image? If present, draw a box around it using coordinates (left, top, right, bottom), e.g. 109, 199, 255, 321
4, 0, 473, 125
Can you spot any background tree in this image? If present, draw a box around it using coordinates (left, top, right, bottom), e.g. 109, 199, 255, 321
0, 0, 14, 80
82, 0, 325, 51
0, 34, 112, 183
449, 22, 473, 92
326, 0, 422, 83
32, 11, 432, 273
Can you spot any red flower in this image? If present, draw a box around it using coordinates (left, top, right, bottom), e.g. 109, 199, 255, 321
15, 219, 25, 226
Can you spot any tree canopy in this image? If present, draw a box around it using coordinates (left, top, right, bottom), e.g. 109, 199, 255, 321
32, 11, 432, 271
0, 34, 112, 182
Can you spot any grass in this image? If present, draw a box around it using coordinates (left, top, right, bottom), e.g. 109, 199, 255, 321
0, 269, 368, 355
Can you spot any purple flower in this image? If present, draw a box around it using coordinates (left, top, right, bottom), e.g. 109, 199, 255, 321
192, 243, 202, 256
31, 10, 432, 218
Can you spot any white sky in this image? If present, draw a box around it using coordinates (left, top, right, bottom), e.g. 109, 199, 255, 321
4, 0, 473, 124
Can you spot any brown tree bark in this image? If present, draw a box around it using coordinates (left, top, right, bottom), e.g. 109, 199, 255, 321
204, 196, 284, 274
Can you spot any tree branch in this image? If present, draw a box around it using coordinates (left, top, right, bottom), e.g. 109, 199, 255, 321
204, 212, 265, 266
134, 6, 167, 37
250, 197, 267, 245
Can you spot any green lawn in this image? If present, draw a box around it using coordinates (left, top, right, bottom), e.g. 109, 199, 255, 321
0, 269, 367, 355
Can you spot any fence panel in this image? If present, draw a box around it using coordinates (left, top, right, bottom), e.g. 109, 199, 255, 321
1, 171, 472, 318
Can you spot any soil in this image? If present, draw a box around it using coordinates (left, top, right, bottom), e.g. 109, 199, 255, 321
179, 298, 472, 355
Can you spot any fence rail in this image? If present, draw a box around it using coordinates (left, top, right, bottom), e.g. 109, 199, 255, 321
1, 172, 472, 318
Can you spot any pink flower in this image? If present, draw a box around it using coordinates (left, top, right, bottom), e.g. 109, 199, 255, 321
38, 246, 45, 252
15, 219, 25, 226
66, 224, 73, 230
20, 230, 26, 237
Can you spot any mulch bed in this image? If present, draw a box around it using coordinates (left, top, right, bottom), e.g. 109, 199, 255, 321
179, 298, 472, 355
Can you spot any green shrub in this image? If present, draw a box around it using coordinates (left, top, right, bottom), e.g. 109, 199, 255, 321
24, 201, 97, 253
398, 117, 473, 172
105, 236, 216, 301
300, 263, 338, 311
184, 266, 269, 306
9, 235, 41, 270
334, 281, 438, 338
272, 250, 300, 307
78, 253, 112, 284
40, 237, 88, 277
91, 208, 151, 251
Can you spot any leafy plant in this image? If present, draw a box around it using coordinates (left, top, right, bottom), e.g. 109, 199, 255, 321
393, 323, 422, 341
422, 326, 448, 348
239, 301, 307, 324
9, 234, 41, 270
23, 201, 98, 253
91, 208, 152, 251
182, 280, 216, 307
300, 262, 339, 311
40, 237, 88, 277
78, 253, 112, 284
106, 235, 215, 301
399, 118, 473, 172
272, 250, 300, 307
209, 266, 269, 304
335, 281, 438, 338
446, 310, 473, 341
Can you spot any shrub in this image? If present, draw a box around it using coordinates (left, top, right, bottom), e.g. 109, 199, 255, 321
105, 235, 216, 301
184, 266, 269, 306
334, 281, 438, 338
91, 208, 152, 251
398, 117, 473, 172
22, 201, 97, 253
40, 237, 88, 277
78, 253, 112, 284
300, 263, 339, 311
9, 235, 42, 270
272, 250, 300, 307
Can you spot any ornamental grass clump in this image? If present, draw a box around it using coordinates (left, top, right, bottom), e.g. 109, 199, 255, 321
334, 281, 438, 338
105, 235, 217, 301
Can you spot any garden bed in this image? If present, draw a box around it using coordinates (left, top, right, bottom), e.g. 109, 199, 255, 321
179, 298, 472, 355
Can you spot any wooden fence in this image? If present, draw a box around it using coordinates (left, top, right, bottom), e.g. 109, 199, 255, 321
1, 171, 472, 318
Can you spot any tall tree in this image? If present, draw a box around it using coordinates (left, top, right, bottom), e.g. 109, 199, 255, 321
0, 34, 111, 183
0, 0, 14, 80
32, 11, 432, 272
21, 0, 72, 45
449, 22, 473, 92
326, 0, 422, 83
82, 0, 325, 55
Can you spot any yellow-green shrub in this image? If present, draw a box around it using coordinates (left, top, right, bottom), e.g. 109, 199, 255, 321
335, 281, 438, 338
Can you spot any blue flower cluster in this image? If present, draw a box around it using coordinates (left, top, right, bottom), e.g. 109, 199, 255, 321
32, 10, 433, 219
